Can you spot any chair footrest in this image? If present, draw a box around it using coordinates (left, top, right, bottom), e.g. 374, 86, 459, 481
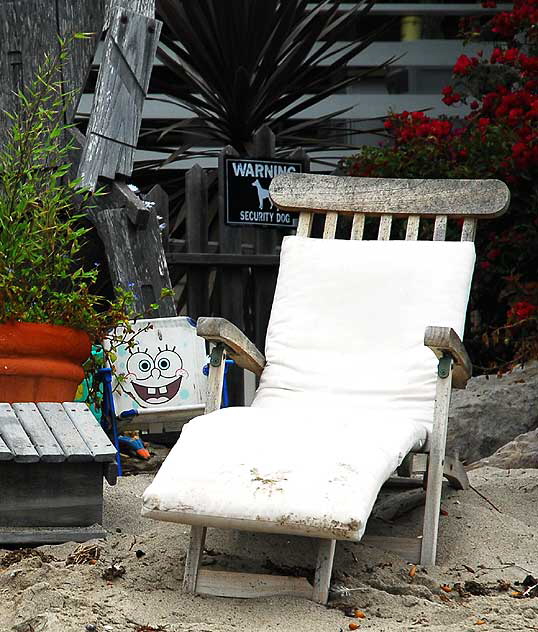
195, 569, 313, 600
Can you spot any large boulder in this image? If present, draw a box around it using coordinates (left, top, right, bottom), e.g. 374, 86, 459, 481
469, 427, 538, 469
447, 362, 538, 464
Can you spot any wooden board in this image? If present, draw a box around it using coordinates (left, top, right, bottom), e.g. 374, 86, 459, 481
0, 462, 103, 527
361, 535, 422, 564
196, 569, 313, 600
37, 403, 93, 462
79, 7, 162, 188
89, 206, 176, 316
62, 403, 117, 462
0, 525, 107, 545
12, 403, 65, 463
0, 404, 39, 463
270, 174, 510, 218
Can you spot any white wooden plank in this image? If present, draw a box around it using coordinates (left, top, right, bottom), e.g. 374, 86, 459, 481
460, 218, 477, 241
296, 212, 313, 237
196, 569, 313, 600
350, 213, 365, 240
421, 366, 453, 565
37, 403, 93, 462
322, 212, 338, 239
377, 215, 392, 240
0, 404, 39, 463
405, 215, 420, 240
12, 403, 65, 463
62, 403, 117, 462
433, 215, 447, 241
183, 525, 206, 593
312, 539, 336, 604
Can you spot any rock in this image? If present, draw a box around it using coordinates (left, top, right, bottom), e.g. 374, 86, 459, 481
447, 362, 538, 464
469, 427, 538, 470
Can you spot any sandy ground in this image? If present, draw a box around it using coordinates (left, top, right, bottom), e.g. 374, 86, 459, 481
1, 466, 538, 632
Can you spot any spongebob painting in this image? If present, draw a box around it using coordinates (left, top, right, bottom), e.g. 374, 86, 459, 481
107, 317, 207, 415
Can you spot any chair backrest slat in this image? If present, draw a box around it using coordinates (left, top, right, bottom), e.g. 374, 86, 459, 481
323, 212, 338, 239
297, 212, 313, 237
271, 175, 510, 245
351, 213, 365, 240
433, 215, 447, 241
405, 215, 420, 240
377, 215, 392, 240
460, 218, 477, 242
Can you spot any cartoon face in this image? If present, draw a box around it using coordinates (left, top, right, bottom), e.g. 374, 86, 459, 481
123, 345, 188, 406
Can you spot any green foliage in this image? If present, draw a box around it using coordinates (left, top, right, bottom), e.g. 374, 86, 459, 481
0, 36, 138, 347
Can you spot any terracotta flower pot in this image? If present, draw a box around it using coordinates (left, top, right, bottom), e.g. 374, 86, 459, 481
0, 322, 91, 403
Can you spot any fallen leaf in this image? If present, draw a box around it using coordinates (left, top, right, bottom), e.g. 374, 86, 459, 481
354, 610, 366, 619
463, 564, 475, 573
440, 508, 449, 516
409, 565, 417, 578
475, 620, 487, 625
441, 584, 452, 593
349, 624, 360, 631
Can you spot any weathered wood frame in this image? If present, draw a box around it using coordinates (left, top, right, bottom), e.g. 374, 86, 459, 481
180, 174, 510, 603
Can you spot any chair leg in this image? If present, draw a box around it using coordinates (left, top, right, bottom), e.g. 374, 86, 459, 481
421, 361, 453, 566
183, 525, 207, 593
312, 539, 336, 604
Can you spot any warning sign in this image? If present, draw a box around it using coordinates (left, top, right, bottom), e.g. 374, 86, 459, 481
223, 157, 304, 228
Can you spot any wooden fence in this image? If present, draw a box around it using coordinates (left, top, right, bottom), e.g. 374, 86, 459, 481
165, 126, 309, 404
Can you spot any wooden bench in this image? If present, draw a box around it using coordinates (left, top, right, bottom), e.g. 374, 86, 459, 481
0, 402, 117, 545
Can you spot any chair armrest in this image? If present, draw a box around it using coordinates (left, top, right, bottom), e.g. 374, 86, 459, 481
197, 317, 266, 377
424, 326, 472, 389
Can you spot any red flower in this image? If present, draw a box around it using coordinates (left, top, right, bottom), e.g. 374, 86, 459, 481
453, 55, 476, 75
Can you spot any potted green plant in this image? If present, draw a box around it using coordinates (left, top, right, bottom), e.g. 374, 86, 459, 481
0, 36, 148, 403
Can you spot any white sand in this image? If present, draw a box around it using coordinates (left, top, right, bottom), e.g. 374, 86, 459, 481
2, 467, 538, 632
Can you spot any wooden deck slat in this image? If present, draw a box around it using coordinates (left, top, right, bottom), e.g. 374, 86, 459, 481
62, 403, 117, 462
37, 403, 93, 462
12, 403, 65, 463
0, 404, 39, 463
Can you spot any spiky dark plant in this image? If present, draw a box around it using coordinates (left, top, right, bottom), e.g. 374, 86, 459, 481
138, 0, 391, 166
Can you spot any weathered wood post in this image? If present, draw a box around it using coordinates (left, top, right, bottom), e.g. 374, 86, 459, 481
74, 0, 176, 316
218, 145, 244, 404
186, 165, 210, 320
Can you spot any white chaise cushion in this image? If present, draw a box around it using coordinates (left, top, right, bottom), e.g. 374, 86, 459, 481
142, 406, 427, 540
253, 237, 476, 434
142, 237, 476, 540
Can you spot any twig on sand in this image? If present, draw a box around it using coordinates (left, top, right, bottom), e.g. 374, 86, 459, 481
469, 484, 502, 513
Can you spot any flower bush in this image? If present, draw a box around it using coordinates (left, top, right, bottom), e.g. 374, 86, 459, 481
342, 0, 538, 372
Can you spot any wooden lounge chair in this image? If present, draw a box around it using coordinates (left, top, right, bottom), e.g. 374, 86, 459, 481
142, 174, 509, 604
